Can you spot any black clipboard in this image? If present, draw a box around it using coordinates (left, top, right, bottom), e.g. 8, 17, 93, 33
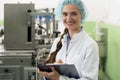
37, 64, 80, 79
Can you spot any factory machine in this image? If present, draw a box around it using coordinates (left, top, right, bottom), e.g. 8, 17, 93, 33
95, 25, 109, 80
0, 3, 59, 80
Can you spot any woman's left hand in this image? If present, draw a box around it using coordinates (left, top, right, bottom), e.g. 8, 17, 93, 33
38, 67, 60, 80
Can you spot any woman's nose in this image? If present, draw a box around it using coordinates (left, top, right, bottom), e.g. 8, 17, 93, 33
66, 15, 72, 22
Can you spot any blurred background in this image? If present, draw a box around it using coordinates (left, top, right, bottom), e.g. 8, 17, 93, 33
0, 0, 120, 80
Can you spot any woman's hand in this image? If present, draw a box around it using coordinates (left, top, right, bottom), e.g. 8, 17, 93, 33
38, 67, 60, 80
54, 59, 63, 64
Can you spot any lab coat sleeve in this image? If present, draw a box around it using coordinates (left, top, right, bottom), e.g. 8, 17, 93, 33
59, 43, 99, 80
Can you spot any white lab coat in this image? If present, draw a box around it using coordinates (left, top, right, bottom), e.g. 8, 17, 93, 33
49, 29, 99, 80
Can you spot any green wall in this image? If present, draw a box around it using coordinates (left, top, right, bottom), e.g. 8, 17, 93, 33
84, 21, 96, 39
85, 21, 120, 80
0, 20, 3, 26
106, 24, 120, 80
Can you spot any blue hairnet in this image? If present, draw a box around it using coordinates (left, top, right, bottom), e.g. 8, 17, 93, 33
54, 0, 88, 25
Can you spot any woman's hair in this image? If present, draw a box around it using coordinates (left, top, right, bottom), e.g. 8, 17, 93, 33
54, 0, 88, 26
44, 28, 68, 64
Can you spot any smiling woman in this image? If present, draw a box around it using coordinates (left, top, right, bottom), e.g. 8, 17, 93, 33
61, 4, 82, 33
37, 0, 99, 80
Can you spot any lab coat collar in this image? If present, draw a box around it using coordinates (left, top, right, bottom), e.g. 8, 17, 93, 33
63, 29, 85, 43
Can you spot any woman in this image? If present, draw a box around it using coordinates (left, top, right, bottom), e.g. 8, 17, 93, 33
38, 0, 99, 80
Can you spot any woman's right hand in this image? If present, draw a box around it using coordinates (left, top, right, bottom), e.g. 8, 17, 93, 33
37, 67, 60, 80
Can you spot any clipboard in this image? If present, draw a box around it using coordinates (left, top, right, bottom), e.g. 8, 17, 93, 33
37, 64, 80, 79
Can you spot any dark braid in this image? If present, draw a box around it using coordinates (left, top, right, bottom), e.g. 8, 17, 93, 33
44, 28, 68, 64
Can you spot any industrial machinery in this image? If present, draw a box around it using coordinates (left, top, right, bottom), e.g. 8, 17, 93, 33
4, 4, 35, 50
94, 24, 109, 80
0, 3, 59, 80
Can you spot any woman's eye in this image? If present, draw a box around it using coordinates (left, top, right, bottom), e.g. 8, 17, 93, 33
71, 12, 77, 16
62, 13, 67, 16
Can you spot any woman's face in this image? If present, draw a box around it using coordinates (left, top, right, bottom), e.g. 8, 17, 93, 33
62, 4, 82, 32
